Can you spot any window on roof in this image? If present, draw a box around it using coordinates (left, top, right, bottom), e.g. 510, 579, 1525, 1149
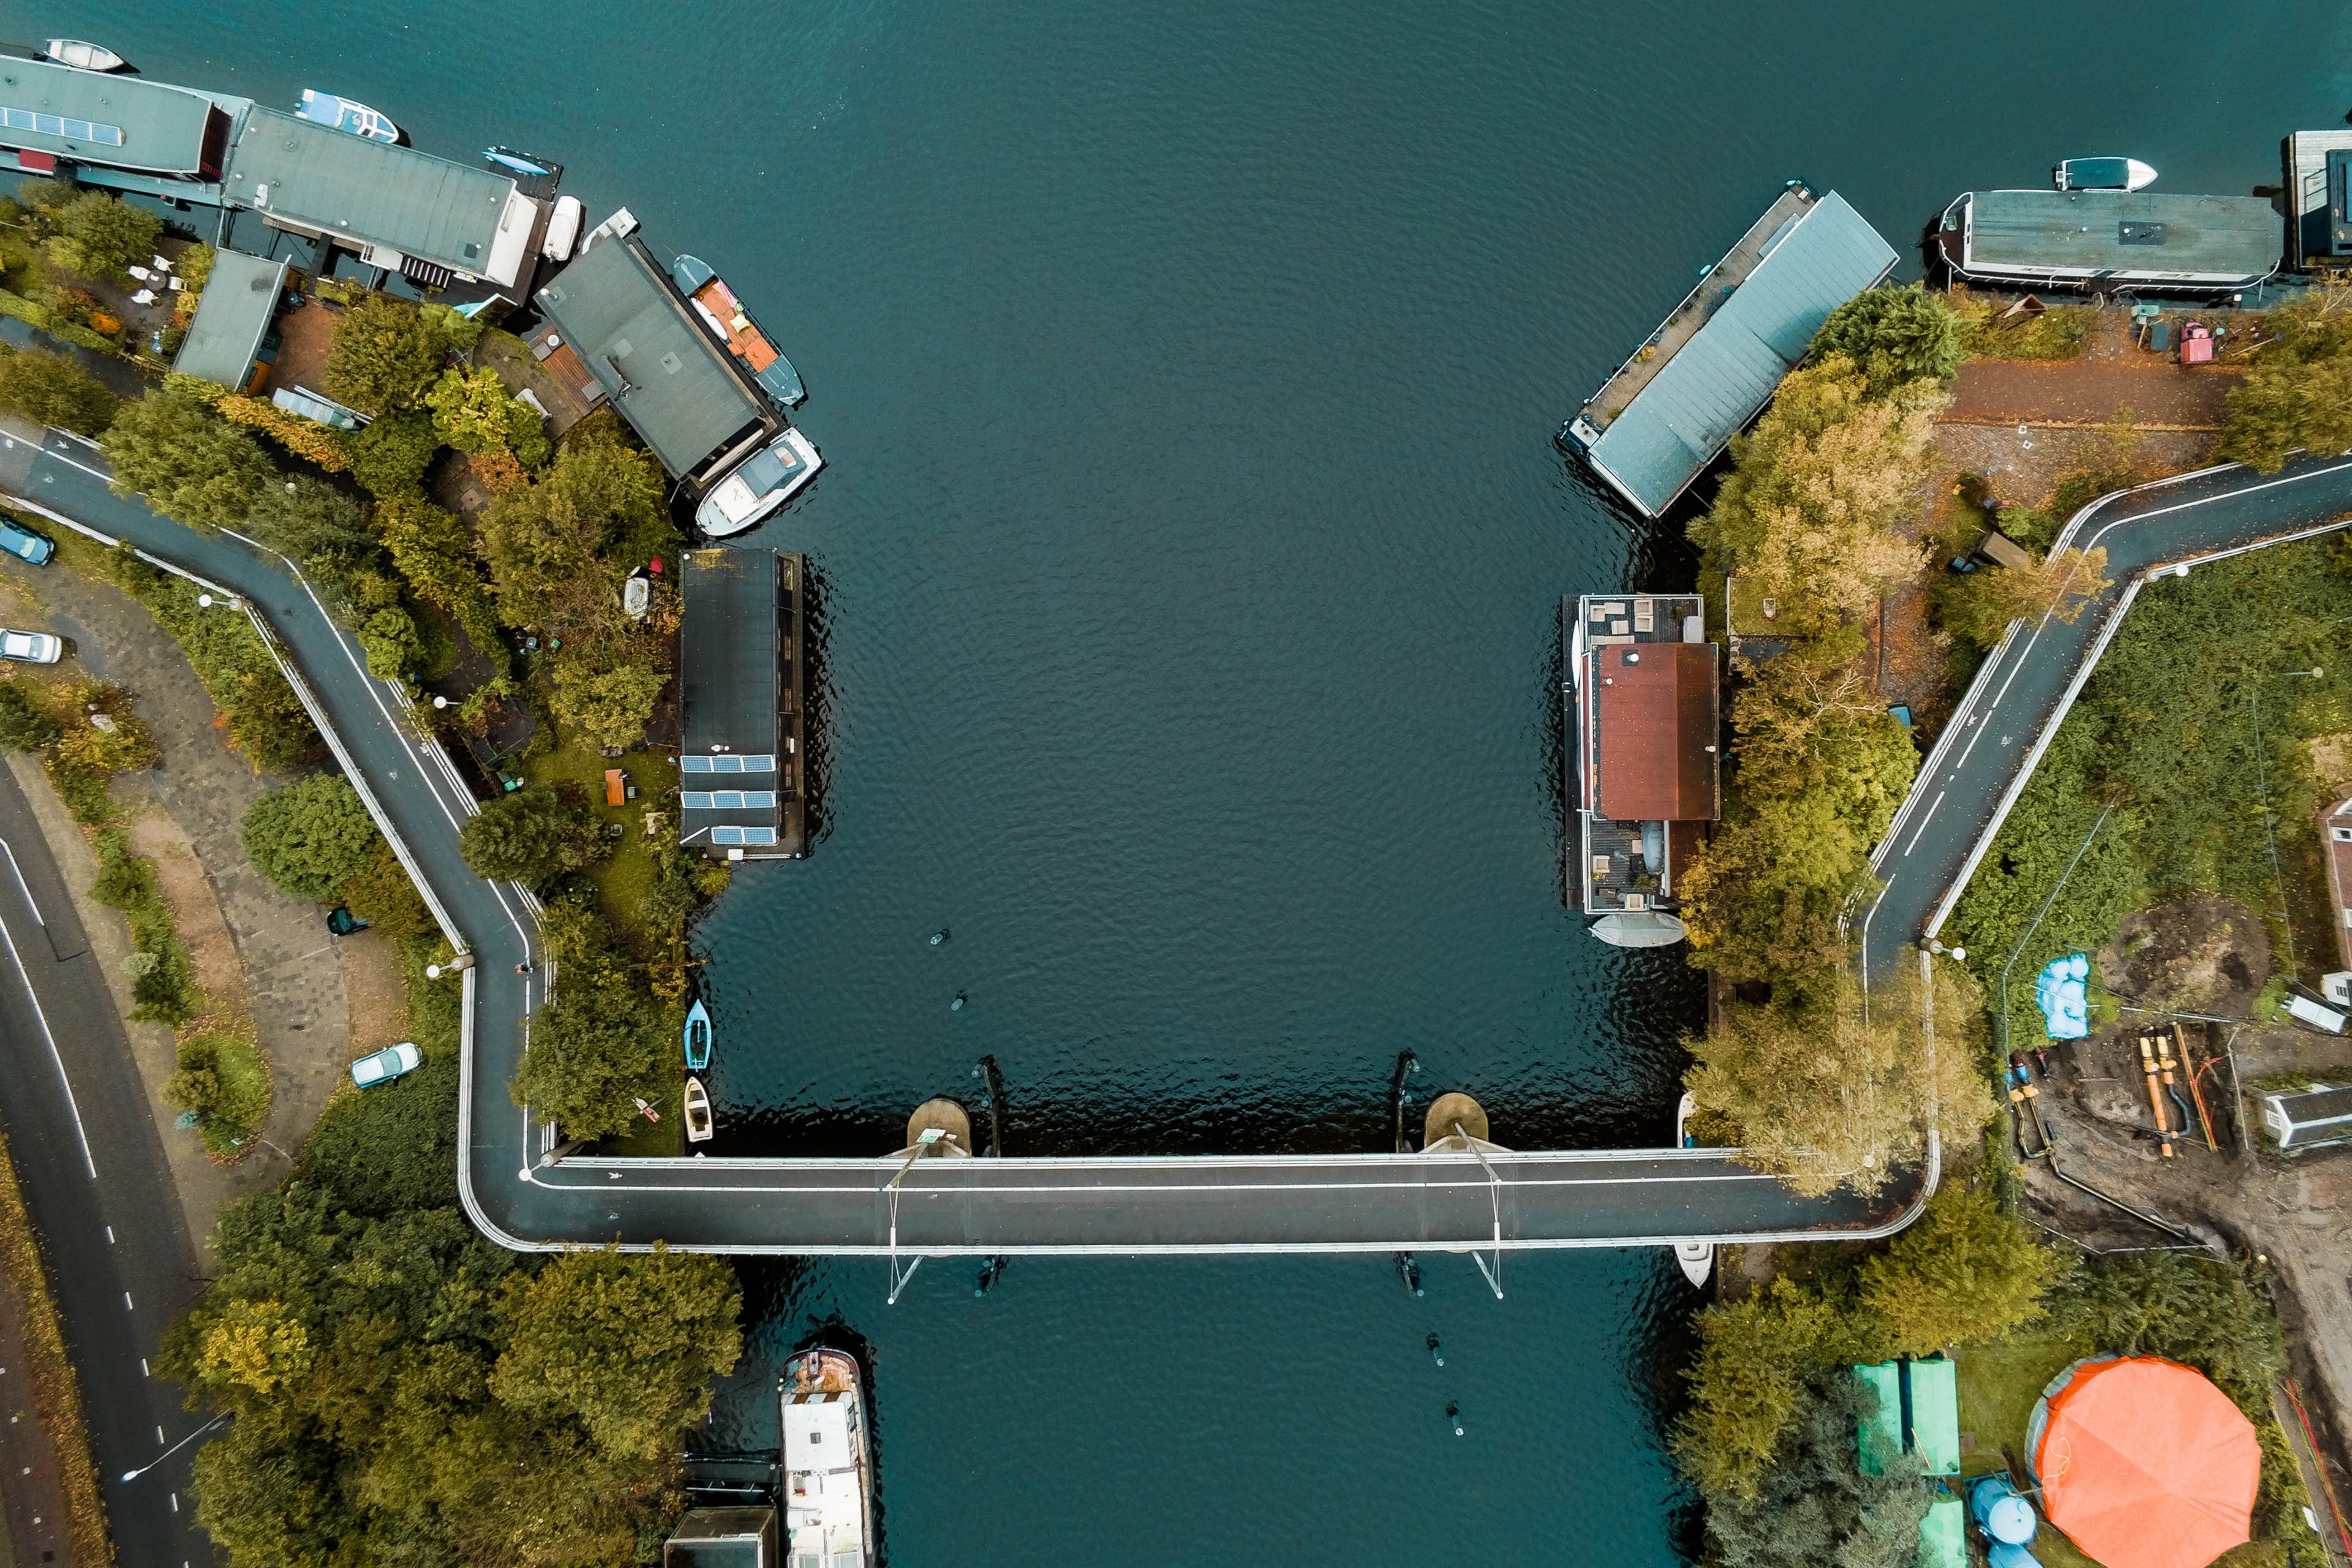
2335, 826, 2352, 843
1, 107, 124, 146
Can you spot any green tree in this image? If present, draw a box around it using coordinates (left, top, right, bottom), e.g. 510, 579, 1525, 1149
2219, 355, 2352, 475
490, 1246, 741, 1460
347, 409, 443, 499
478, 442, 670, 631
246, 475, 389, 612
458, 784, 592, 886
549, 658, 665, 751
357, 605, 423, 680
100, 388, 275, 532
374, 495, 507, 666
1810, 284, 1966, 388
1702, 1371, 1931, 1568
0, 682, 60, 750
1860, 1183, 2070, 1353
426, 364, 519, 453
239, 774, 381, 903
13, 178, 76, 221
323, 294, 448, 417
0, 346, 119, 434
510, 973, 669, 1139
1675, 1278, 1855, 1500
336, 838, 432, 938
45, 190, 162, 281
1686, 963, 1994, 1198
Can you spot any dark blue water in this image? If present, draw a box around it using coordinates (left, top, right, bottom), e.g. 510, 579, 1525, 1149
51, 0, 2352, 1556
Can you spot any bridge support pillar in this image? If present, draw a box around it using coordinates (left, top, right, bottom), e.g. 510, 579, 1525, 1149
903, 1098, 973, 1155
1423, 1092, 1488, 1150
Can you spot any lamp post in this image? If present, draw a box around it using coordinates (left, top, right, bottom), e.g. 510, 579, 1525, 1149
122, 1412, 228, 1481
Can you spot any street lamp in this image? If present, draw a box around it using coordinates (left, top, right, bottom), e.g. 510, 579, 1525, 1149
122, 1412, 228, 1481
1923, 938, 1968, 963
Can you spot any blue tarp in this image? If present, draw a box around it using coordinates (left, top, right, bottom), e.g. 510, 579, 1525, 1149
2034, 954, 2090, 1041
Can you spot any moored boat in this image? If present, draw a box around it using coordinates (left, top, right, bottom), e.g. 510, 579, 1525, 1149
684, 997, 712, 1070
695, 427, 822, 538
296, 89, 399, 143
683, 1076, 714, 1144
669, 254, 806, 408
43, 39, 130, 73
2053, 156, 2157, 192
1670, 1092, 1716, 1287
781, 1348, 874, 1568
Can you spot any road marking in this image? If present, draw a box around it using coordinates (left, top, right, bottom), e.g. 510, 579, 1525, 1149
1901, 793, 1946, 858
141, 1358, 148, 1377
0, 837, 40, 926
124, 1292, 133, 1311
104, 1226, 112, 1243
170, 1494, 178, 1513
154, 1425, 163, 1444
0, 842, 94, 1178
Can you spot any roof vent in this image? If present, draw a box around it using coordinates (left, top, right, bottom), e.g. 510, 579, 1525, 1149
660, 352, 682, 374
1624, 650, 1640, 664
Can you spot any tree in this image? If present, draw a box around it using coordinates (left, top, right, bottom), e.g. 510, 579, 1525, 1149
1702, 1371, 1931, 1568
1810, 284, 1966, 388
1686, 963, 1994, 1197
46, 190, 162, 281
374, 496, 506, 666
356, 605, 423, 681
0, 346, 119, 435
1675, 1278, 1859, 1500
336, 838, 432, 938
510, 973, 669, 1139
1936, 543, 2111, 646
322, 295, 448, 417
477, 442, 670, 631
426, 364, 519, 453
1860, 1183, 2070, 1353
489, 1246, 741, 1461
100, 388, 275, 531
458, 784, 593, 886
1677, 791, 1875, 984
549, 659, 666, 751
0, 682, 59, 751
246, 475, 386, 612
347, 409, 442, 499
2220, 355, 2352, 475
1689, 357, 1945, 628
239, 774, 381, 903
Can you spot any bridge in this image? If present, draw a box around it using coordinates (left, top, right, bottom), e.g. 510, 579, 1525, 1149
6, 420, 2342, 1262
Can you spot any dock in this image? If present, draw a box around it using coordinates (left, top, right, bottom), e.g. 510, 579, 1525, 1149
2285, 129, 2352, 270
679, 549, 808, 859
1563, 184, 1897, 517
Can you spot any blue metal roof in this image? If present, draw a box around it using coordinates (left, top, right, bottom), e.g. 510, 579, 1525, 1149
1585, 192, 1896, 516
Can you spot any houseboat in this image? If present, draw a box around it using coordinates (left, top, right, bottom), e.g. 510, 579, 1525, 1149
1563, 594, 1719, 944
294, 89, 400, 143
671, 255, 806, 408
781, 1348, 874, 1568
1936, 188, 2280, 293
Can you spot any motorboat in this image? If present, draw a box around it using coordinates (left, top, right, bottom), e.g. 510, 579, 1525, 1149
682, 1076, 714, 1143
43, 39, 130, 72
1670, 1092, 1716, 1287
542, 195, 583, 262
695, 428, 822, 538
670, 254, 806, 408
781, 1349, 875, 1568
683, 997, 711, 1070
2053, 156, 2157, 192
483, 146, 552, 177
296, 89, 400, 144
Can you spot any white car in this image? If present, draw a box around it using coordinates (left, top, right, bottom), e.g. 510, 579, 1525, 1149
349, 1041, 422, 1088
0, 630, 62, 664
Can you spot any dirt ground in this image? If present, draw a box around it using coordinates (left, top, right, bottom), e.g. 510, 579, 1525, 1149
2003, 893, 2352, 1525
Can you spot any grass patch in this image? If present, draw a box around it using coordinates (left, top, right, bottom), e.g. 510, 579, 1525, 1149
395, 930, 462, 1058
87, 826, 203, 1024
518, 731, 671, 950
0, 1133, 113, 1568
1954, 288, 2097, 361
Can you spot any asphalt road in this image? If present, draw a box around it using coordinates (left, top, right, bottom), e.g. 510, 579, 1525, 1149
1863, 451, 2352, 982
0, 761, 217, 1568
0, 423, 1931, 1255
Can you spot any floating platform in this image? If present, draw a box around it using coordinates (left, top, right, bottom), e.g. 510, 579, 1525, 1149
2285, 129, 2352, 270
679, 548, 807, 860
1563, 184, 1896, 518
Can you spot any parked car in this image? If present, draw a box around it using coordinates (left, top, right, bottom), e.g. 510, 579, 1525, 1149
0, 630, 61, 664
0, 522, 55, 567
349, 1041, 421, 1088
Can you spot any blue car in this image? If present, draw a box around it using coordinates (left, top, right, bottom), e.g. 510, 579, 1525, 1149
0, 521, 54, 567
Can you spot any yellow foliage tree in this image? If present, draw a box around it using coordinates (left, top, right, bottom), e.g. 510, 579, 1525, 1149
199, 1298, 313, 1396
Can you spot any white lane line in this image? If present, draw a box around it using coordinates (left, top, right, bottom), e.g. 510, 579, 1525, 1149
104, 1225, 113, 1243
0, 837, 40, 927
1858, 874, 1896, 992
154, 1425, 163, 1444
141, 1358, 149, 1377
123, 1292, 133, 1311
1901, 793, 1946, 858
0, 843, 94, 1178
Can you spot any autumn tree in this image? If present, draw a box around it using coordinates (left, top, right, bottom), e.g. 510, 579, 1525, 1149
489, 1246, 742, 1460
549, 658, 666, 751
1936, 543, 2111, 647
1685, 962, 1994, 1198
477, 441, 670, 631
0, 346, 119, 434
322, 294, 448, 417
1860, 1183, 2071, 1354
240, 775, 381, 903
1689, 356, 1945, 628
1809, 284, 1966, 389
101, 387, 274, 531
2220, 355, 2352, 474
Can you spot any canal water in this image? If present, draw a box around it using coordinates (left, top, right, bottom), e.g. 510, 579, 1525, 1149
77, 0, 2352, 1556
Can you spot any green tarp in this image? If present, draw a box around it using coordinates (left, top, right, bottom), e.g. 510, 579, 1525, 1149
1921, 1497, 1967, 1568
1855, 1359, 1961, 1477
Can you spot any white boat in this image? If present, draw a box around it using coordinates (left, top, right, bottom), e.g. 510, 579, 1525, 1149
782, 1349, 875, 1568
43, 39, 130, 72
295, 89, 400, 144
682, 1076, 714, 1143
695, 427, 822, 537
2053, 156, 2157, 192
541, 195, 583, 262
1670, 1091, 1716, 1287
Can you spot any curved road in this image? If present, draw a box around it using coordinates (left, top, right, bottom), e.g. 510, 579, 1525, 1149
1863, 453, 2352, 980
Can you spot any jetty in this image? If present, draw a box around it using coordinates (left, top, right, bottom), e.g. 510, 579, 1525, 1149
1564, 184, 1896, 517
679, 549, 807, 859
2285, 128, 2352, 270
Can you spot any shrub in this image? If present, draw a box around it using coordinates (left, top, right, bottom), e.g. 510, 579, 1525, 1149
100, 387, 274, 532
0, 682, 60, 750
0, 347, 119, 434
345, 410, 440, 499
322, 294, 447, 417
240, 775, 381, 903
44, 190, 162, 281
165, 1031, 270, 1156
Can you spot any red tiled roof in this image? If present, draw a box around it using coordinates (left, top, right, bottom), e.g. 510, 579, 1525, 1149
1592, 642, 1718, 822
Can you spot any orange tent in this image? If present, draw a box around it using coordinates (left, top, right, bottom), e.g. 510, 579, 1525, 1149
2034, 1355, 2260, 1568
